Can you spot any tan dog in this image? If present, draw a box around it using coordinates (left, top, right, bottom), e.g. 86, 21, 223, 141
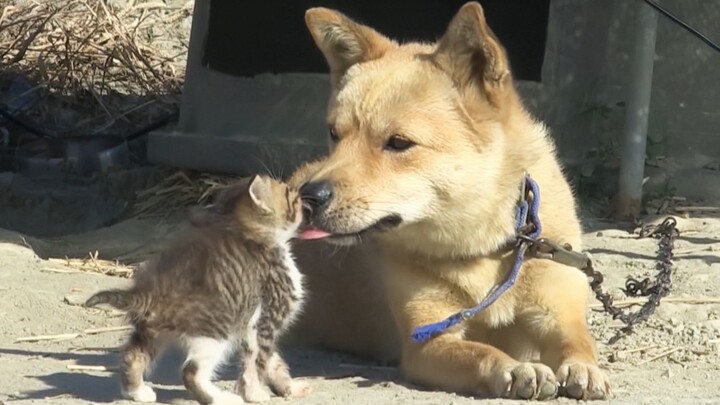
285, 2, 610, 400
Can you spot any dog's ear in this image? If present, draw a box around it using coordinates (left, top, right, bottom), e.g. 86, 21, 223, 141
432, 2, 511, 104
305, 7, 396, 87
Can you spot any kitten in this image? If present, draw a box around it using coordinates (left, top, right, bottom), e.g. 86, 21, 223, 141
85, 175, 309, 405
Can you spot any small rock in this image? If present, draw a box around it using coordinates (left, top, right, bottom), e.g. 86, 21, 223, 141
702, 320, 720, 333
610, 351, 627, 363
594, 229, 630, 238
63, 294, 87, 306
379, 381, 405, 390
661, 366, 673, 378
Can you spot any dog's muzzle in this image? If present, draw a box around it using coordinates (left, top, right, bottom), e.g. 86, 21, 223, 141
299, 180, 333, 219
297, 179, 403, 242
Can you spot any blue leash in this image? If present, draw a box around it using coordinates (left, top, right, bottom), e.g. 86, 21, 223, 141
410, 175, 542, 343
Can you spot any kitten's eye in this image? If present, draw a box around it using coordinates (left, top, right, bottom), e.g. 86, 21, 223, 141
384, 135, 415, 152
328, 126, 339, 143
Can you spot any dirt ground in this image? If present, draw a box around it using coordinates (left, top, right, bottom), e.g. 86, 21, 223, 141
3, 0, 716, 403
1, 173, 720, 405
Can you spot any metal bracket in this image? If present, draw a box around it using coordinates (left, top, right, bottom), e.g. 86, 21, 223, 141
517, 234, 591, 269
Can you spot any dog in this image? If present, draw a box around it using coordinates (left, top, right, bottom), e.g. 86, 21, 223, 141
284, 2, 610, 400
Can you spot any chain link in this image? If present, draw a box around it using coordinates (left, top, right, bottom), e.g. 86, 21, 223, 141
582, 217, 679, 343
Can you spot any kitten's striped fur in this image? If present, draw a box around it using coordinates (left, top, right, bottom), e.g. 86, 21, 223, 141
85, 175, 309, 404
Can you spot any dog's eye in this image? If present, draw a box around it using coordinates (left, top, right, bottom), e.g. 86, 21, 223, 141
328, 126, 340, 143
384, 135, 415, 152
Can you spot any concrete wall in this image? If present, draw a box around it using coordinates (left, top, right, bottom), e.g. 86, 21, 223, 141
150, 0, 720, 199
148, 0, 329, 176
528, 0, 720, 199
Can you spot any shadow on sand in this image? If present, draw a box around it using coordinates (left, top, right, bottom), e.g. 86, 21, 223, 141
1, 345, 401, 403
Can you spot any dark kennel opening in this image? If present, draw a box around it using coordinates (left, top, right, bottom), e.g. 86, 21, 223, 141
203, 0, 550, 82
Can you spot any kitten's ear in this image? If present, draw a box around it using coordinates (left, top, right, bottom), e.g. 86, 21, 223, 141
248, 175, 272, 213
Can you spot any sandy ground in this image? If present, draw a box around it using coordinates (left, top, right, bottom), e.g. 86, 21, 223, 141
1, 201, 720, 404
6, 0, 718, 403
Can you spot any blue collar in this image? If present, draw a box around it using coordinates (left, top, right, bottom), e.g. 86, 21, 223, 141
410, 174, 542, 343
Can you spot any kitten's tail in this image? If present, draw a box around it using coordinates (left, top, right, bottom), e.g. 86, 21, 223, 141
84, 289, 148, 312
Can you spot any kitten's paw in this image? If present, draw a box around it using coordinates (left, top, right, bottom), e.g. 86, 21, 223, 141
242, 385, 271, 403
234, 380, 270, 403
122, 384, 157, 403
211, 391, 245, 405
289, 380, 312, 398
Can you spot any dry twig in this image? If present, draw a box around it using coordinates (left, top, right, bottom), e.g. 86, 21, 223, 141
48, 250, 136, 278
15, 333, 81, 343
589, 297, 720, 309
618, 345, 660, 355
84, 326, 132, 335
66, 364, 117, 372
15, 325, 132, 343
636, 347, 681, 366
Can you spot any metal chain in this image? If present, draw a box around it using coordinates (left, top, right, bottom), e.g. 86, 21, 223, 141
581, 217, 679, 342
515, 176, 679, 342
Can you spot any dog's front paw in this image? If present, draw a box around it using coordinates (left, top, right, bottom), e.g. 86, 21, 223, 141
492, 362, 558, 400
556, 362, 611, 400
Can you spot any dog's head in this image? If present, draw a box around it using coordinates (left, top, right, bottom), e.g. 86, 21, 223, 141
293, 2, 534, 256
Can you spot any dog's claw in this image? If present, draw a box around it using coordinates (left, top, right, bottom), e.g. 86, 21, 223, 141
539, 381, 559, 400
493, 362, 558, 400
556, 362, 611, 400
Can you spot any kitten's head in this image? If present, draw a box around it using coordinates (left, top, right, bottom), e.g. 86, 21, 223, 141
190, 175, 303, 241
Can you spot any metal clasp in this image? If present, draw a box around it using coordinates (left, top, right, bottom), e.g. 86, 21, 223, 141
517, 235, 590, 269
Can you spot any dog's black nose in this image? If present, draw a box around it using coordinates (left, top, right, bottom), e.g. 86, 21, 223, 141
300, 180, 333, 211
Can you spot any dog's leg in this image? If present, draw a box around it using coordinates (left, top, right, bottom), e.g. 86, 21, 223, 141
386, 259, 560, 400
401, 327, 559, 400
550, 324, 610, 401
532, 263, 612, 400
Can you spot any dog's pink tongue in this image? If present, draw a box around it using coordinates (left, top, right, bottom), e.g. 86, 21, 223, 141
299, 227, 332, 240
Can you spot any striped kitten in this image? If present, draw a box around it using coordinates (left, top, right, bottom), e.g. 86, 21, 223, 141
85, 175, 309, 405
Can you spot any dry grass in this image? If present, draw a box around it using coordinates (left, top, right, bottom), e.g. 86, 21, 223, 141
132, 170, 237, 218
47, 250, 136, 278
0, 0, 191, 135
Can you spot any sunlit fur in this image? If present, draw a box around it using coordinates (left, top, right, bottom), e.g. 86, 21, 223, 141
286, 2, 610, 400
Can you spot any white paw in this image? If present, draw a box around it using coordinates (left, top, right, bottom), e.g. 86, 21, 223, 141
123, 384, 157, 403
211, 391, 246, 405
289, 380, 312, 398
243, 386, 271, 403
235, 381, 271, 403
